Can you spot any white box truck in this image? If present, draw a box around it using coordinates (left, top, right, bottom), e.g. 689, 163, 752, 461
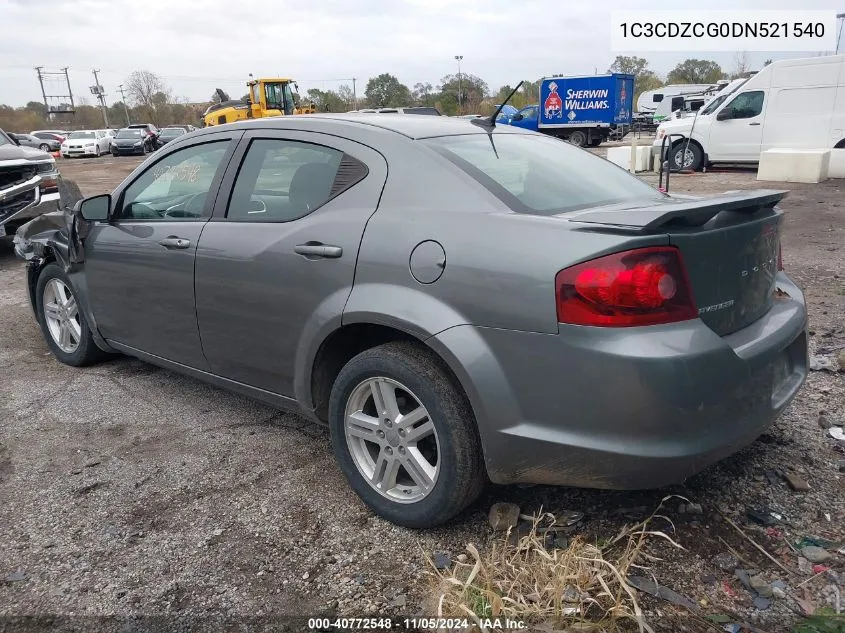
654, 55, 845, 171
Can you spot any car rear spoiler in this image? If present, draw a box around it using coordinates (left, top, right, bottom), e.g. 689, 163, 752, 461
566, 190, 787, 232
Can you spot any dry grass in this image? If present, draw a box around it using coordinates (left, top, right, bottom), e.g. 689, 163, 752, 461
426, 496, 688, 633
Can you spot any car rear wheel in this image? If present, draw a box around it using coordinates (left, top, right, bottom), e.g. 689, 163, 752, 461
328, 341, 485, 528
39, 143, 50, 152
36, 263, 109, 367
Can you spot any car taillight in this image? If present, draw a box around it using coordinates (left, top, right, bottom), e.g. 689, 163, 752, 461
555, 246, 698, 327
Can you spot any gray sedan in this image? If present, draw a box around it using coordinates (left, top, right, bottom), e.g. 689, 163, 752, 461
10, 133, 58, 152
14, 114, 808, 528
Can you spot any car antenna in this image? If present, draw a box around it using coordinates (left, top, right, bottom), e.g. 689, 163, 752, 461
472, 80, 523, 130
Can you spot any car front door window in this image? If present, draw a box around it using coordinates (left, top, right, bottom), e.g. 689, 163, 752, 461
725, 91, 764, 120
118, 141, 229, 221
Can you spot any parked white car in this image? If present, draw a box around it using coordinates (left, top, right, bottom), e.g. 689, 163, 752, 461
655, 54, 845, 171
61, 130, 111, 158
98, 129, 117, 150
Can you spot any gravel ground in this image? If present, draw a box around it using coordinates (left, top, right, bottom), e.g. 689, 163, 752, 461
1, 151, 843, 633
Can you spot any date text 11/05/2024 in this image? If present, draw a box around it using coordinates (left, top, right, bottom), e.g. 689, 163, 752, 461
307, 617, 527, 631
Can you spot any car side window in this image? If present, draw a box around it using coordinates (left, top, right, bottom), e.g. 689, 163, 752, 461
226, 138, 367, 223
525, 106, 538, 121
117, 141, 229, 221
726, 91, 764, 119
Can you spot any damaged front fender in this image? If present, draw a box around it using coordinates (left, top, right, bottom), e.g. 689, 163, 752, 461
13, 178, 86, 268
12, 179, 116, 355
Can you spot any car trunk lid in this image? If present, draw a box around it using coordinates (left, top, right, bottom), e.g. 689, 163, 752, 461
565, 190, 785, 336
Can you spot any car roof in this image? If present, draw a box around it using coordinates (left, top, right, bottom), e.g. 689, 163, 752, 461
224, 113, 524, 140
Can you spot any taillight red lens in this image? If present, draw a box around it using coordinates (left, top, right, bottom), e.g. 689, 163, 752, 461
556, 246, 698, 327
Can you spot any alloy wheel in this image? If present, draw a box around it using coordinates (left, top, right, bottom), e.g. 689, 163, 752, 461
673, 146, 696, 170
344, 377, 440, 503
43, 279, 81, 353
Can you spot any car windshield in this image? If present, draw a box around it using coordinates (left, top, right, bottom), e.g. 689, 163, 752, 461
117, 129, 143, 138
0, 131, 12, 147
68, 131, 95, 139
425, 133, 664, 215
161, 128, 186, 136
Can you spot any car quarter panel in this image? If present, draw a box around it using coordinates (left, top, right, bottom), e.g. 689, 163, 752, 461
344, 136, 669, 336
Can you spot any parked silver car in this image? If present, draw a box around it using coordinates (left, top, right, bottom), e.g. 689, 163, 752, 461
14, 115, 808, 527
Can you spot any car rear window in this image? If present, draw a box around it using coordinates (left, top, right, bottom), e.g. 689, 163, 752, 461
424, 133, 663, 215
404, 107, 441, 115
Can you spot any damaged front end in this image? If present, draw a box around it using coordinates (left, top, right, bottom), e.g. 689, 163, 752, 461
13, 178, 86, 266
12, 178, 92, 322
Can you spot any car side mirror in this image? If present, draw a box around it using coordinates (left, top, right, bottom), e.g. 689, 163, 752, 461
512, 113, 524, 121
75, 194, 111, 221
716, 109, 731, 121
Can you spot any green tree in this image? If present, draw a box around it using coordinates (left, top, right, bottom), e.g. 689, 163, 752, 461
413, 82, 434, 106
438, 73, 488, 114
494, 80, 541, 110
364, 73, 412, 108
306, 88, 347, 112
666, 59, 725, 84
608, 56, 664, 111
607, 55, 650, 76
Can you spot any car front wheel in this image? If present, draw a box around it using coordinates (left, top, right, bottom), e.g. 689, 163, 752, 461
329, 341, 485, 528
36, 263, 109, 367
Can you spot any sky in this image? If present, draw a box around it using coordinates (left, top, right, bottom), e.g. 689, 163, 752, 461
0, 0, 842, 108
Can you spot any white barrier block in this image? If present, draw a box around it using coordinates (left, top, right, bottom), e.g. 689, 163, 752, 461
827, 148, 845, 179
605, 146, 652, 172
757, 148, 830, 183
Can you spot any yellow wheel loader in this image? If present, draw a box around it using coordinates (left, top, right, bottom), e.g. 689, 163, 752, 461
201, 78, 316, 128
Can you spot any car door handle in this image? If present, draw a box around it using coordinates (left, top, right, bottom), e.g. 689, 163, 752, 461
158, 236, 191, 249
294, 242, 343, 258
749, 122, 761, 126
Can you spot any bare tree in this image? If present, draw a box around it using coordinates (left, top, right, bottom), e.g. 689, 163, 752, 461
125, 70, 172, 124
732, 51, 750, 78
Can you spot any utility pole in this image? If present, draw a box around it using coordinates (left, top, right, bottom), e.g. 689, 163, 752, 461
117, 84, 131, 126
455, 55, 463, 114
62, 67, 75, 112
91, 69, 109, 128
352, 77, 357, 110
35, 67, 49, 119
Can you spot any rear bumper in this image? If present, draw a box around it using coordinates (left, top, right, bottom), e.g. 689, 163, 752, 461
430, 273, 808, 489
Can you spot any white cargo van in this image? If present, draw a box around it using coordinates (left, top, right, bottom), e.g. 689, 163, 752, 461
654, 55, 845, 171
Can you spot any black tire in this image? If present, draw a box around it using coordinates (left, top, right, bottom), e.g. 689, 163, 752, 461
669, 140, 703, 171
39, 143, 50, 152
35, 263, 109, 367
588, 137, 603, 147
328, 341, 485, 528
568, 130, 588, 147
